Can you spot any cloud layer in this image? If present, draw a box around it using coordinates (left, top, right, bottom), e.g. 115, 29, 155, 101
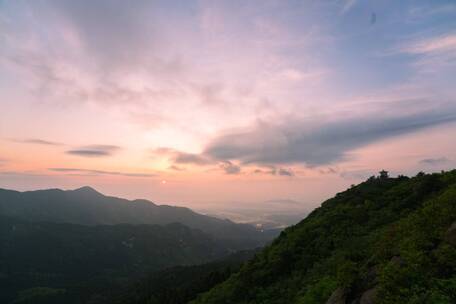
66, 145, 121, 158
419, 157, 451, 165
1, 0, 456, 206
12, 138, 63, 146
204, 102, 456, 166
49, 167, 155, 177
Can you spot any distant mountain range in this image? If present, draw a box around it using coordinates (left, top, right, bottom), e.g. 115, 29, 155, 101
0, 186, 279, 249
0, 186, 280, 304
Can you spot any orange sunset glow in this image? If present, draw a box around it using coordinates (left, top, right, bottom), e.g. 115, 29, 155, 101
1, 0, 456, 220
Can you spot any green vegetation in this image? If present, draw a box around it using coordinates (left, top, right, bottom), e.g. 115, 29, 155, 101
0, 218, 233, 304
104, 250, 257, 304
191, 170, 456, 304
2, 170, 455, 303
12, 287, 66, 304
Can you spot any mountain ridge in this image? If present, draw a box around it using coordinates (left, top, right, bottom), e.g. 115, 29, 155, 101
0, 186, 278, 248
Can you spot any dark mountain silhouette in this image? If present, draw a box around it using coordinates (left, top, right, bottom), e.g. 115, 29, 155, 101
0, 187, 278, 248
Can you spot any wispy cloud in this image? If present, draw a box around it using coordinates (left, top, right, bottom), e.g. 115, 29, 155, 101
340, 0, 357, 15
66, 145, 120, 158
408, 4, 456, 21
154, 148, 243, 175
174, 152, 212, 165
49, 168, 155, 177
11, 138, 63, 146
319, 167, 338, 175
219, 161, 241, 175
401, 33, 456, 55
168, 165, 186, 171
152, 148, 213, 165
1, 0, 331, 135
253, 166, 294, 177
419, 157, 450, 165
395, 32, 456, 73
277, 168, 294, 176
0, 171, 49, 178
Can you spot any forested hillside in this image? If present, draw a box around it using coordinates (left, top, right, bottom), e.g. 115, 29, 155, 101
2, 170, 455, 304
192, 170, 456, 304
104, 250, 258, 304
0, 217, 232, 304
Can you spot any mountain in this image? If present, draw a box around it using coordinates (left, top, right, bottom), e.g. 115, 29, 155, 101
0, 187, 278, 249
103, 249, 259, 304
191, 170, 456, 304
0, 216, 233, 304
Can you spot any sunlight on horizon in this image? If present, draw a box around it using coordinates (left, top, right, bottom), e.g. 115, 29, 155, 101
1, 0, 456, 216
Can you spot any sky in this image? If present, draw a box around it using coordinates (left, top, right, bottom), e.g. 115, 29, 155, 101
1, 0, 456, 218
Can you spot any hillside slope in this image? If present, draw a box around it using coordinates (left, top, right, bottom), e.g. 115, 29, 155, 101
103, 249, 259, 304
0, 216, 232, 304
192, 171, 456, 304
0, 187, 276, 248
